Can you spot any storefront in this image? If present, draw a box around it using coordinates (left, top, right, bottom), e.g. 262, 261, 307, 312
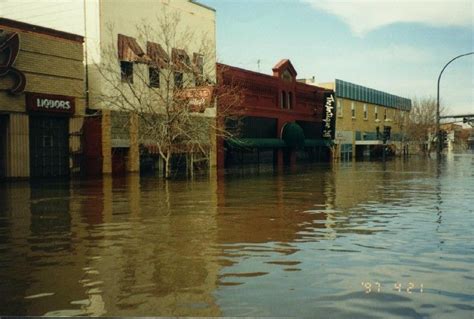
0, 18, 84, 179
217, 60, 335, 170
26, 93, 75, 177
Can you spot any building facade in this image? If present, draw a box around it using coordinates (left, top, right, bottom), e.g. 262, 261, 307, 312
217, 60, 335, 170
317, 79, 411, 160
83, 0, 217, 176
0, 19, 84, 179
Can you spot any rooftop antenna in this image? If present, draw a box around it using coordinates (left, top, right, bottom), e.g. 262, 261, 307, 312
257, 59, 261, 72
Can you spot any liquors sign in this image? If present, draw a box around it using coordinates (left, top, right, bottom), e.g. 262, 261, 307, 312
322, 92, 335, 139
26, 92, 75, 114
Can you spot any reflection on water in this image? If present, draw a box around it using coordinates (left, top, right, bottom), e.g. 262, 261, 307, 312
0, 155, 473, 318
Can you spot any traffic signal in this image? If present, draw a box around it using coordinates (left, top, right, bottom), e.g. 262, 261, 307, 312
439, 129, 448, 149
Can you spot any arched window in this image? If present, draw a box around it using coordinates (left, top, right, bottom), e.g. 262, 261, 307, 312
281, 91, 287, 109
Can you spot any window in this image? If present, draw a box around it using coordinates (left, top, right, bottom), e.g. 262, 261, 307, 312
149, 67, 160, 88
281, 91, 287, 109
375, 106, 378, 120
120, 61, 133, 83
337, 100, 343, 117
174, 72, 183, 89
194, 53, 204, 86
363, 103, 368, 120
351, 101, 355, 118
384, 108, 387, 120
288, 92, 293, 109
194, 53, 204, 75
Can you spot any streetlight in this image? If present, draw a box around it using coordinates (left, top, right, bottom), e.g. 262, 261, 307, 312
436, 52, 474, 157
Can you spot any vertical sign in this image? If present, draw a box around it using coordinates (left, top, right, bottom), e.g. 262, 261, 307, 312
322, 92, 335, 139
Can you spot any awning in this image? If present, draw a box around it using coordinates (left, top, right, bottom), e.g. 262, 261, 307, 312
226, 138, 287, 149
282, 122, 305, 149
226, 138, 333, 149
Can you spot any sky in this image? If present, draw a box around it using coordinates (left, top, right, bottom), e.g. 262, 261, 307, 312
0, 0, 473, 114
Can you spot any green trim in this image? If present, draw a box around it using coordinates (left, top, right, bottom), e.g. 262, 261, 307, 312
226, 138, 286, 149
226, 138, 333, 149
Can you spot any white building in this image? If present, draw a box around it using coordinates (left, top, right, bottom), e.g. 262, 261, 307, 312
83, 0, 217, 175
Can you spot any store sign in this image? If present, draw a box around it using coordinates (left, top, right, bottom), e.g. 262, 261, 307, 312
322, 92, 335, 139
176, 86, 214, 113
0, 31, 26, 94
26, 92, 75, 114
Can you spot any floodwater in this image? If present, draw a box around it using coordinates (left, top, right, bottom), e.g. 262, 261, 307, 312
0, 154, 473, 318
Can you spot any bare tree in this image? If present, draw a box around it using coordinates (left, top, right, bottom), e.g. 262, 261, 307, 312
406, 97, 447, 155
91, 11, 243, 178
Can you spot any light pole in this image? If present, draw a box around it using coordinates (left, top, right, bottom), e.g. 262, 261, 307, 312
436, 52, 474, 157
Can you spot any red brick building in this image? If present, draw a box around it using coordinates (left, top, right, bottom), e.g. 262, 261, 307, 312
217, 60, 335, 169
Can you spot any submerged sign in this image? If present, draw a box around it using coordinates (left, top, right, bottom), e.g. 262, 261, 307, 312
26, 92, 75, 114
322, 92, 335, 139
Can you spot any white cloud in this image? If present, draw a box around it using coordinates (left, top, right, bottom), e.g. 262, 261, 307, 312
302, 0, 473, 36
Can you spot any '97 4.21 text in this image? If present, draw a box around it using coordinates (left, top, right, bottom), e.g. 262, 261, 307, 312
361, 282, 424, 294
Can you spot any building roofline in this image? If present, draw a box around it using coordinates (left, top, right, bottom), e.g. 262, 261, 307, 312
189, 0, 216, 12
218, 62, 332, 92
0, 18, 83, 42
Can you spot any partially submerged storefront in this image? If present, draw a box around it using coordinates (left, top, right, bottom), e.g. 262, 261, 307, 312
0, 19, 84, 179
217, 60, 335, 169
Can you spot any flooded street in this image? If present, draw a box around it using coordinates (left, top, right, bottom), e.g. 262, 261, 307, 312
0, 154, 473, 318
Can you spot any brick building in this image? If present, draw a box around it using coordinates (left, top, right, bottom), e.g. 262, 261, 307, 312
217, 60, 335, 169
0, 18, 84, 179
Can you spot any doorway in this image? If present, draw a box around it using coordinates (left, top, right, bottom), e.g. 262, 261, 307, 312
29, 116, 69, 178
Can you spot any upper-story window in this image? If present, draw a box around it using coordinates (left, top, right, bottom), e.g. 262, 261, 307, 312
375, 106, 378, 120
351, 101, 355, 118
384, 108, 387, 120
337, 100, 343, 117
149, 67, 160, 88
120, 61, 133, 83
288, 92, 293, 109
194, 53, 204, 86
174, 72, 183, 89
281, 91, 287, 109
363, 103, 368, 120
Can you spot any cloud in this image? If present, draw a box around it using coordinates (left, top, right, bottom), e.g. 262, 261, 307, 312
302, 0, 473, 36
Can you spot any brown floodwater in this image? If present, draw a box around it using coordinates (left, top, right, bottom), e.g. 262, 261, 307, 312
0, 154, 473, 318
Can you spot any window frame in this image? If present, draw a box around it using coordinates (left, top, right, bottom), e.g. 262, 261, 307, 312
337, 100, 343, 117
149, 67, 160, 88
120, 61, 134, 83
174, 71, 183, 89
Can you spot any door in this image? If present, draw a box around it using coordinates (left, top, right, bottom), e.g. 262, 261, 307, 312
29, 116, 69, 177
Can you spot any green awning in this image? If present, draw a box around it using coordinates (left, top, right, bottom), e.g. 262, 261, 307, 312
226, 138, 287, 149
226, 138, 333, 149
304, 139, 334, 147
282, 122, 305, 149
